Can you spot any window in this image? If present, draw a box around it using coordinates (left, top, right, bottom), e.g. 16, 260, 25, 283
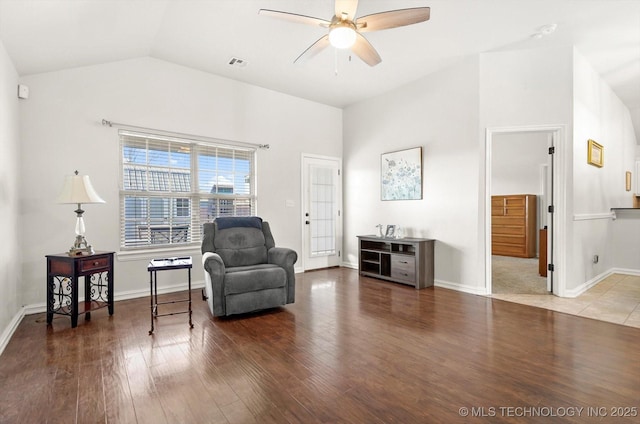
119, 130, 256, 249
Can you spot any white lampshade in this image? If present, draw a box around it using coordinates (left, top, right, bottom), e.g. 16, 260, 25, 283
56, 172, 105, 204
329, 25, 356, 49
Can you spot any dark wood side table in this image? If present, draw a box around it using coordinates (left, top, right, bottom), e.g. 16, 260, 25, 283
46, 251, 115, 328
147, 257, 193, 335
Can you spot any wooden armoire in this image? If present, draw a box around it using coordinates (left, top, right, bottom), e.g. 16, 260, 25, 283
491, 194, 537, 258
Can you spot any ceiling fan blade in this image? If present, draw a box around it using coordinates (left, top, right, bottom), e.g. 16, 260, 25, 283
258, 9, 330, 27
350, 33, 381, 66
294, 35, 331, 64
335, 0, 359, 21
357, 7, 430, 33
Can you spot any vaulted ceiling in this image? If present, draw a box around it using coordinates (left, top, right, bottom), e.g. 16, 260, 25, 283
1, 0, 639, 136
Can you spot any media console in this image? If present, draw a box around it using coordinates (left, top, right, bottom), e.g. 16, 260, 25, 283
357, 235, 434, 289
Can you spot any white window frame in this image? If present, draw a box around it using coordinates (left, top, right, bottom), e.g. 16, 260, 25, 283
119, 130, 257, 250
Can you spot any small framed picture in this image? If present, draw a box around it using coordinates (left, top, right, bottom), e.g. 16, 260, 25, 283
587, 139, 603, 167
626, 171, 632, 191
385, 225, 396, 238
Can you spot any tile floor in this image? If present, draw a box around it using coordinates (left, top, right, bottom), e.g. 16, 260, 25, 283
490, 273, 640, 328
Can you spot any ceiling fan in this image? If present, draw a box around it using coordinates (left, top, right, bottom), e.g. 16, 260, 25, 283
258, 0, 430, 66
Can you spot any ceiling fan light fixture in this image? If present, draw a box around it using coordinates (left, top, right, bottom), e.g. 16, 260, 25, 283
329, 24, 356, 49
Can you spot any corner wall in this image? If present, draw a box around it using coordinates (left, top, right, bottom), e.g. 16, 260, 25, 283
573, 49, 639, 290
18, 57, 342, 308
343, 56, 482, 293
0, 40, 21, 354
480, 45, 574, 295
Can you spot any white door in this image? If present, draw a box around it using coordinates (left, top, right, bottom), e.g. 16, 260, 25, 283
302, 155, 342, 271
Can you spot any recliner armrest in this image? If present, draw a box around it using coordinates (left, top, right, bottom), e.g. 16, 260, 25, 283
203, 251, 225, 277
268, 247, 297, 269
268, 247, 297, 304
202, 252, 226, 316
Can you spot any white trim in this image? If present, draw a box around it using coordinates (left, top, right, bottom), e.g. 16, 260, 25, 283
341, 261, 358, 269
573, 213, 614, 221
611, 267, 640, 277
22, 280, 205, 316
561, 267, 640, 297
118, 245, 201, 261
23, 303, 47, 316
343, 262, 487, 295
435, 279, 488, 296
563, 270, 614, 298
114, 280, 204, 302
485, 124, 567, 297
0, 308, 25, 357
300, 153, 343, 271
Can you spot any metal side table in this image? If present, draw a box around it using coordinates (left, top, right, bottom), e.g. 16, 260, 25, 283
147, 257, 193, 335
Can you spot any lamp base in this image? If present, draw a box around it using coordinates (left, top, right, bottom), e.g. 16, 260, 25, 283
68, 235, 95, 256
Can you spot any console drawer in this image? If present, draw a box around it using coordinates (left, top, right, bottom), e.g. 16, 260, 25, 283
391, 255, 415, 282
79, 256, 110, 273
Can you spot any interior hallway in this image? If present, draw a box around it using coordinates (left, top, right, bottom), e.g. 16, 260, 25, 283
491, 273, 640, 328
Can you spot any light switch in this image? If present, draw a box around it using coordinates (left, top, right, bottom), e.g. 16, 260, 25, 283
17, 84, 29, 99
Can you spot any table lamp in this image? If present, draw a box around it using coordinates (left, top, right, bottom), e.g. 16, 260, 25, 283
56, 170, 105, 256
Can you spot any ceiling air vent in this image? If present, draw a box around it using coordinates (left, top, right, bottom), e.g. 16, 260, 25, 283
228, 57, 247, 68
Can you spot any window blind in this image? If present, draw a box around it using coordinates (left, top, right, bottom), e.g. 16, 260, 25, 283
119, 130, 256, 249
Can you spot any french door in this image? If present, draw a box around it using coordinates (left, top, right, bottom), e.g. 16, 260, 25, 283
302, 155, 342, 271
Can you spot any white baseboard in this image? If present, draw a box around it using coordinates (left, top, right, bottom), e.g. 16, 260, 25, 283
435, 279, 488, 295
341, 262, 487, 295
563, 271, 612, 298
0, 307, 25, 357
611, 267, 640, 277
22, 280, 205, 316
1, 281, 204, 357
562, 268, 640, 298
341, 261, 357, 269
114, 279, 205, 304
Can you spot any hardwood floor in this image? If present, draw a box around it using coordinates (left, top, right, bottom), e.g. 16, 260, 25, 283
1, 267, 639, 423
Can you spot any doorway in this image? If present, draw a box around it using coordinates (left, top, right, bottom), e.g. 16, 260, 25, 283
485, 125, 567, 296
301, 154, 343, 271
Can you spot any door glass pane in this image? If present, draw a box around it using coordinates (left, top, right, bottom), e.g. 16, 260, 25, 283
310, 165, 335, 256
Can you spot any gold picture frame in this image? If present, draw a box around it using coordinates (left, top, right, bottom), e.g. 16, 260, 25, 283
626, 171, 632, 191
587, 139, 603, 167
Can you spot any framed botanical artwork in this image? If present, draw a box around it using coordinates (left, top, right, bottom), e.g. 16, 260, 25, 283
381, 146, 423, 200
587, 139, 603, 167
626, 171, 632, 191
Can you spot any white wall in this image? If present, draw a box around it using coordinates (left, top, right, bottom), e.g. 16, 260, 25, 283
631, 108, 640, 144
491, 132, 549, 195
612, 211, 640, 271
480, 46, 574, 294
343, 56, 482, 293
0, 40, 21, 352
492, 132, 550, 239
573, 49, 639, 289
18, 57, 342, 308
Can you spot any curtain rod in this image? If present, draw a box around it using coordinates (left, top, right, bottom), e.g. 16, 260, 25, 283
101, 119, 270, 150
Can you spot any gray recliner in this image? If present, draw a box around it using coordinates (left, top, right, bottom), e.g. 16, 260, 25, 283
201, 217, 297, 317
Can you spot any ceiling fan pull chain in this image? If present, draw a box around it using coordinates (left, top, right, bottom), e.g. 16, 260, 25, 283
335, 49, 339, 76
